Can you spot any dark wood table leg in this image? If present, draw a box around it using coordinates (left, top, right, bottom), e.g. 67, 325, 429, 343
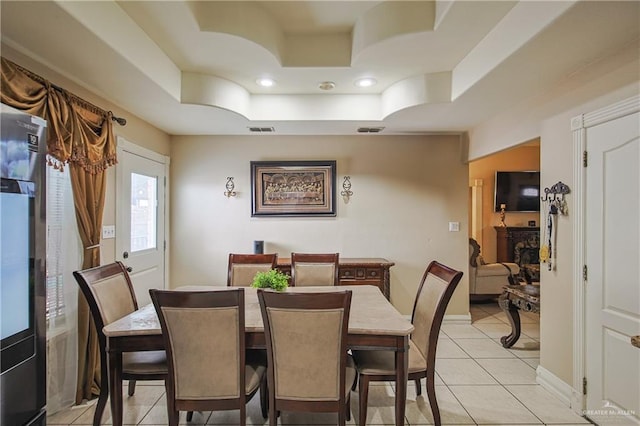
395, 336, 408, 426
499, 292, 521, 348
108, 350, 124, 426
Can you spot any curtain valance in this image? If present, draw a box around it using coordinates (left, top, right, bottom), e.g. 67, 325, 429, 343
1, 57, 117, 173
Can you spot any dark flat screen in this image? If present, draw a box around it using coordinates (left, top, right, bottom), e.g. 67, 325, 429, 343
494, 171, 540, 212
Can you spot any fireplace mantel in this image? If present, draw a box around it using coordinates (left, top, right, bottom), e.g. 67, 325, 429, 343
495, 226, 540, 282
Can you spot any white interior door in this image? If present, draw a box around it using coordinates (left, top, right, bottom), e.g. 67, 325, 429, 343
585, 111, 640, 424
116, 138, 168, 307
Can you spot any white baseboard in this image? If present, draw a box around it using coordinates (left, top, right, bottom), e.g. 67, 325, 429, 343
443, 313, 472, 325
536, 365, 575, 407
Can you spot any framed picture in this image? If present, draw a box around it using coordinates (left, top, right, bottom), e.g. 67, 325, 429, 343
251, 160, 336, 217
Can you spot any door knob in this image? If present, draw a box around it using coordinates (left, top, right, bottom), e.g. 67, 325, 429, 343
123, 251, 129, 259
126, 266, 133, 273
632, 335, 640, 349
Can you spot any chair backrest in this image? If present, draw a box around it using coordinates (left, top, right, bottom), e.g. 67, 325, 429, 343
258, 290, 352, 403
73, 261, 139, 351
290, 252, 339, 286
150, 289, 245, 402
227, 253, 278, 287
410, 261, 463, 366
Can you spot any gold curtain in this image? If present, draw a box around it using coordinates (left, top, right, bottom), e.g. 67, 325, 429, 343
1, 57, 117, 403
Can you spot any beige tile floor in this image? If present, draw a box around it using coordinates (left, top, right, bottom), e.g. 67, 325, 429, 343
47, 302, 591, 425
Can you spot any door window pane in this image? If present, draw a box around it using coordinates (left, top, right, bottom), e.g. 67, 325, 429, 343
131, 173, 157, 252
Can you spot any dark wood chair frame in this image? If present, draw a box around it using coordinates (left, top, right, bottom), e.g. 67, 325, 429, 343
149, 288, 267, 426
258, 290, 354, 426
290, 252, 340, 286
73, 261, 168, 426
227, 253, 279, 286
356, 261, 463, 426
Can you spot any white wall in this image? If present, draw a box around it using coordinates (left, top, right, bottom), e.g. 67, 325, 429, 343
537, 84, 639, 385
169, 135, 470, 315
468, 45, 640, 160
467, 49, 639, 386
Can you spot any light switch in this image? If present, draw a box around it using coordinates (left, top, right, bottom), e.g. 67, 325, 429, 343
448, 222, 460, 232
102, 225, 116, 239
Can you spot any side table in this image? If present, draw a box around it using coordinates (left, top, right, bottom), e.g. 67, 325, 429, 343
498, 284, 540, 348
521, 263, 540, 284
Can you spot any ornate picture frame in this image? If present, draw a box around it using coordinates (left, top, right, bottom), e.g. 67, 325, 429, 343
251, 160, 336, 217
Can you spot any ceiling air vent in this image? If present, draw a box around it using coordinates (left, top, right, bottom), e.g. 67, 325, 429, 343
248, 127, 275, 133
357, 127, 385, 133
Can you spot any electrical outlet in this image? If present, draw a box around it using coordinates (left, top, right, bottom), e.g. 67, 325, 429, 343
102, 225, 115, 239
448, 222, 460, 232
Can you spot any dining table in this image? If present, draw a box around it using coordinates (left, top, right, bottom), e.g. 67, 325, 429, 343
103, 285, 414, 426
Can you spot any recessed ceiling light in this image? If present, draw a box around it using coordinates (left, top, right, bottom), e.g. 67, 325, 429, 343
355, 78, 377, 88
256, 78, 275, 87
318, 81, 336, 91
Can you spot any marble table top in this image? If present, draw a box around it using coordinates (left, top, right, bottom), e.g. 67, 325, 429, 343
104, 285, 413, 338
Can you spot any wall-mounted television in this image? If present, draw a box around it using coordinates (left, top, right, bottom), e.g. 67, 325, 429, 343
494, 171, 540, 212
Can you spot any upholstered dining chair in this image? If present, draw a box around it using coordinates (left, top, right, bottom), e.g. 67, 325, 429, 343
258, 289, 355, 426
149, 288, 267, 426
227, 253, 279, 286
290, 252, 339, 286
352, 261, 463, 426
73, 261, 168, 426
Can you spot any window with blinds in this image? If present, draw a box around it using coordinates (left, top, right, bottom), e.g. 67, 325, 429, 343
46, 166, 68, 325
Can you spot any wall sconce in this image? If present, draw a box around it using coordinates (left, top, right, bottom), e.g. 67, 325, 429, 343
341, 176, 353, 200
224, 177, 237, 197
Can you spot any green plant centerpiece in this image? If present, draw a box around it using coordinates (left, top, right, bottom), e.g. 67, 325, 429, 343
251, 269, 289, 292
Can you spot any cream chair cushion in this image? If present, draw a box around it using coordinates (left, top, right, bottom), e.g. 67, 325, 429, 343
411, 273, 446, 359
123, 351, 168, 375
161, 306, 243, 399
293, 263, 336, 287
230, 263, 274, 287
267, 307, 345, 400
351, 339, 426, 375
92, 273, 136, 324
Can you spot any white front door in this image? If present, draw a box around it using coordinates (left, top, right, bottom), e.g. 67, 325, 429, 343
116, 138, 168, 306
585, 110, 640, 424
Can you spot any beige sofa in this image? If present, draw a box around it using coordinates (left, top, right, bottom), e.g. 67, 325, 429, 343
469, 238, 520, 300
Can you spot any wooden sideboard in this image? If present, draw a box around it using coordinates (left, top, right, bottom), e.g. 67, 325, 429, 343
277, 257, 394, 299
